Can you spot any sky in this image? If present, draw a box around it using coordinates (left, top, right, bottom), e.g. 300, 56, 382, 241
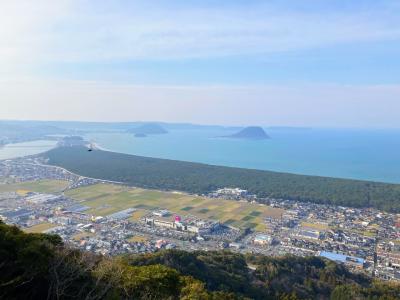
1, 0, 400, 127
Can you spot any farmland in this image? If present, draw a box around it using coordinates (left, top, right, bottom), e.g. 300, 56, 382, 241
65, 183, 284, 231
24, 222, 57, 233
0, 179, 69, 194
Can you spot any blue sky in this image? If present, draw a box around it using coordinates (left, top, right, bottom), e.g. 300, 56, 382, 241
45, 42, 400, 86
1, 0, 400, 127
38, 0, 400, 85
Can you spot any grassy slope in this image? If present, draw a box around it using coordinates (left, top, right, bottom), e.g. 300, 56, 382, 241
43, 146, 400, 212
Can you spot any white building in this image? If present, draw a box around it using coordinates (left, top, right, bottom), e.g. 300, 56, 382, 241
254, 234, 272, 245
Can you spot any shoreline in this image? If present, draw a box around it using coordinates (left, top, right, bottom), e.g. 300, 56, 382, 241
91, 142, 110, 152
83, 140, 400, 185
0, 140, 58, 161
81, 128, 400, 185
4, 135, 400, 185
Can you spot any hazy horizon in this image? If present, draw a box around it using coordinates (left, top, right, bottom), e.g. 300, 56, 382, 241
2, 118, 400, 131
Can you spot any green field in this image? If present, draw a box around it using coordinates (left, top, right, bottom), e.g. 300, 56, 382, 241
0, 179, 70, 194
65, 183, 284, 231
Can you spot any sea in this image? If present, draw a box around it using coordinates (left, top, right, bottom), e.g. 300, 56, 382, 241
0, 128, 398, 184
0, 140, 57, 160
82, 128, 400, 184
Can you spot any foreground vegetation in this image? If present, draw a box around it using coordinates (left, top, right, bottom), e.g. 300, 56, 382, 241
44, 146, 400, 212
1, 220, 399, 299
0, 220, 230, 299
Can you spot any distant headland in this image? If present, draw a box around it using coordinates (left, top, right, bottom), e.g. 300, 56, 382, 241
128, 123, 168, 137
223, 126, 270, 140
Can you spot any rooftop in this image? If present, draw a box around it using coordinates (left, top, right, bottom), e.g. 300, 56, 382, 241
319, 251, 365, 266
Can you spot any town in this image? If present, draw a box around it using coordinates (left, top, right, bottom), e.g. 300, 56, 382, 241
1, 156, 399, 283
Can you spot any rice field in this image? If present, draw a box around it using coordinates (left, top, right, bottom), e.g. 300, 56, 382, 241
0, 179, 69, 194
300, 222, 330, 231
24, 222, 57, 233
65, 183, 284, 231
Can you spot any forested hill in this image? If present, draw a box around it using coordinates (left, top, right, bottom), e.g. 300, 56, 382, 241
1, 220, 400, 299
43, 146, 400, 212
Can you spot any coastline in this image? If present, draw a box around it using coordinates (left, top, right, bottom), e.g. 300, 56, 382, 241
0, 140, 58, 161
91, 142, 110, 152
82, 129, 400, 184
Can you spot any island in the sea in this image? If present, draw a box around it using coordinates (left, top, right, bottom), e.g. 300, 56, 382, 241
128, 123, 168, 137
224, 126, 270, 140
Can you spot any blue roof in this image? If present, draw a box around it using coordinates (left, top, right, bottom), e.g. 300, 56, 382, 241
319, 251, 364, 265
299, 230, 320, 238
65, 204, 90, 213
1, 209, 33, 218
255, 234, 270, 241
107, 208, 136, 220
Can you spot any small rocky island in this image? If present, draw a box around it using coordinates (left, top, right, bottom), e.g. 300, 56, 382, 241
129, 124, 168, 137
224, 126, 270, 140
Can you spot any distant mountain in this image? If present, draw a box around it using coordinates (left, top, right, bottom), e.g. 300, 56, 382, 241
134, 133, 147, 138
268, 126, 312, 131
128, 123, 168, 135
0, 120, 250, 134
225, 126, 270, 140
0, 121, 68, 144
57, 136, 87, 147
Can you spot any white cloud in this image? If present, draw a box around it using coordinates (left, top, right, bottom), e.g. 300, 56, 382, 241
0, 0, 399, 71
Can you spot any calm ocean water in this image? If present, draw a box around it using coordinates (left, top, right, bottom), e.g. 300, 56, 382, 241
85, 128, 400, 184
0, 140, 57, 160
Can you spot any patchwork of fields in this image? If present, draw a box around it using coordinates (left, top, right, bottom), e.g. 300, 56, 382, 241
0, 179, 69, 194
65, 183, 284, 231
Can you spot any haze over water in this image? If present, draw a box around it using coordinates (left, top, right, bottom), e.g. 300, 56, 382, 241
85, 128, 400, 184
0, 140, 57, 160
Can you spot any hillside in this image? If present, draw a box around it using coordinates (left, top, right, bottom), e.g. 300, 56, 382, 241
0, 121, 68, 144
0, 220, 229, 300
128, 250, 400, 299
42, 146, 400, 212
1, 220, 399, 299
225, 126, 270, 140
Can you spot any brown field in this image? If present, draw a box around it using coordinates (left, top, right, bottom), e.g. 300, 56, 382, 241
301, 222, 329, 231
65, 183, 284, 231
127, 235, 149, 243
72, 232, 95, 241
0, 180, 69, 194
24, 222, 57, 233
